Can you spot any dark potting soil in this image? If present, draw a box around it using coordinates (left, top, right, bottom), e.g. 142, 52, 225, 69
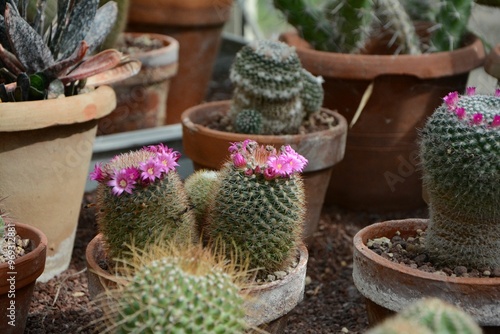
25, 192, 429, 334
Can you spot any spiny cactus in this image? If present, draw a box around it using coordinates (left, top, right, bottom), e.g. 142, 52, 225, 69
365, 317, 433, 334
273, 0, 473, 54
204, 140, 307, 274
420, 88, 500, 269
184, 169, 219, 234
91, 144, 197, 260
0, 0, 139, 102
229, 40, 323, 135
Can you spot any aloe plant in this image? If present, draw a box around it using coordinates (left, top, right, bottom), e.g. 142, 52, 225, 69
0, 0, 139, 102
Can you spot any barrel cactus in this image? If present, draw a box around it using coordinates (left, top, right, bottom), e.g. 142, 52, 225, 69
204, 139, 307, 274
91, 144, 197, 260
229, 40, 323, 135
420, 88, 500, 269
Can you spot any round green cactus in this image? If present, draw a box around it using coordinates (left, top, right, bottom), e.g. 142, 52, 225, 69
420, 88, 500, 268
366, 317, 433, 334
111, 256, 247, 334
91, 144, 197, 260
229, 40, 323, 135
205, 140, 307, 274
300, 69, 324, 117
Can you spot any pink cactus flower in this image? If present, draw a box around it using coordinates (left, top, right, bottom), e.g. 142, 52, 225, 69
89, 163, 105, 181
267, 154, 292, 176
443, 91, 459, 110
232, 153, 246, 168
495, 89, 500, 97
139, 158, 163, 182
466, 87, 476, 96
455, 107, 466, 120
472, 113, 484, 125
107, 168, 136, 196
157, 153, 179, 172
492, 115, 500, 127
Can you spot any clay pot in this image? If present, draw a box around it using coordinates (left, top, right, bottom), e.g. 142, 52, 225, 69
86, 234, 308, 333
485, 43, 500, 79
0, 86, 116, 281
0, 222, 47, 334
127, 0, 234, 124
352, 219, 500, 333
181, 100, 348, 243
280, 32, 485, 213
98, 32, 179, 135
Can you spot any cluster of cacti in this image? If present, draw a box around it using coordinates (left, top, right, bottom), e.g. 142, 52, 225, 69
419, 88, 500, 269
0, 0, 138, 102
229, 39, 324, 135
273, 0, 473, 54
90, 144, 197, 260
187, 139, 307, 274
366, 298, 482, 334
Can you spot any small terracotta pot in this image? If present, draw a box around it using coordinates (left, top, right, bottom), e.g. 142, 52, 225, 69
181, 100, 347, 243
86, 234, 308, 333
98, 32, 179, 135
127, 0, 234, 124
0, 86, 116, 281
352, 219, 500, 333
280, 31, 485, 213
0, 222, 47, 334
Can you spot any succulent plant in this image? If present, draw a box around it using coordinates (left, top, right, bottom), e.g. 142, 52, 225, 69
229, 40, 323, 135
366, 298, 482, 334
273, 0, 474, 54
0, 0, 139, 102
90, 144, 197, 260
202, 139, 307, 274
419, 88, 500, 269
184, 169, 219, 233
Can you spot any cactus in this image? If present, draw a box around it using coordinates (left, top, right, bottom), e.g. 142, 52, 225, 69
91, 144, 197, 260
273, 0, 473, 54
366, 298, 482, 334
204, 140, 307, 274
420, 88, 500, 269
229, 40, 324, 135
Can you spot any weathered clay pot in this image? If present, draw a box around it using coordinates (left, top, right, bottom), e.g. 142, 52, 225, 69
98, 32, 179, 135
86, 233, 308, 333
352, 219, 500, 333
0, 86, 116, 281
127, 0, 234, 124
181, 100, 347, 243
280, 31, 485, 213
0, 222, 47, 334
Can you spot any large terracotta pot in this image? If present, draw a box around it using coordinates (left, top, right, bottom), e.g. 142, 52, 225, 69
86, 233, 308, 333
98, 32, 179, 135
0, 222, 47, 334
352, 219, 500, 334
0, 86, 116, 281
181, 100, 347, 243
280, 32, 485, 213
127, 0, 234, 124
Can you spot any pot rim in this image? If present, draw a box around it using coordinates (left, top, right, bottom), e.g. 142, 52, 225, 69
120, 32, 179, 68
0, 85, 117, 132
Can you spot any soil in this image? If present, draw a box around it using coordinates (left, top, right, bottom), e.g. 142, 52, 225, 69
25, 192, 429, 334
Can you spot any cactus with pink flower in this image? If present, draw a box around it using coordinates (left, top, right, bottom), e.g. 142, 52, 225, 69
194, 139, 307, 275
90, 144, 197, 260
420, 88, 500, 269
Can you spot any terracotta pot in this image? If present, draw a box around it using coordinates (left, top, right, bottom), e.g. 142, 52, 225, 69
280, 32, 485, 213
127, 0, 234, 124
485, 43, 500, 79
0, 86, 116, 281
352, 219, 500, 333
181, 100, 347, 243
86, 233, 308, 333
98, 32, 179, 135
0, 222, 47, 334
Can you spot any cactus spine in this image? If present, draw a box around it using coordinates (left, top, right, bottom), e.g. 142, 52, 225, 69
430, 0, 473, 52
204, 140, 307, 274
420, 88, 500, 269
229, 40, 323, 135
91, 144, 197, 260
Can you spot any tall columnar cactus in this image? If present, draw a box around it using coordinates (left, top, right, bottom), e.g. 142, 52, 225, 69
204, 140, 307, 274
273, 0, 473, 54
229, 40, 323, 135
420, 88, 500, 269
90, 144, 197, 260
107, 254, 247, 333
366, 298, 482, 334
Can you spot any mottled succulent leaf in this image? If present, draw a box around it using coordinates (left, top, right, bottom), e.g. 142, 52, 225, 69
0, 16, 12, 53
5, 3, 54, 72
16, 72, 29, 101
0, 43, 24, 74
51, 0, 71, 52
84, 1, 117, 53
60, 48, 122, 83
44, 40, 88, 78
56, 0, 98, 60
85, 57, 141, 87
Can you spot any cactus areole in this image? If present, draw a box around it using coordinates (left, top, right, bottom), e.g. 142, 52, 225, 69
420, 88, 500, 269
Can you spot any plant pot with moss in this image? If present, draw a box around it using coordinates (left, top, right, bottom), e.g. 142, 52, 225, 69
182, 40, 347, 243
274, 0, 486, 213
352, 90, 500, 333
